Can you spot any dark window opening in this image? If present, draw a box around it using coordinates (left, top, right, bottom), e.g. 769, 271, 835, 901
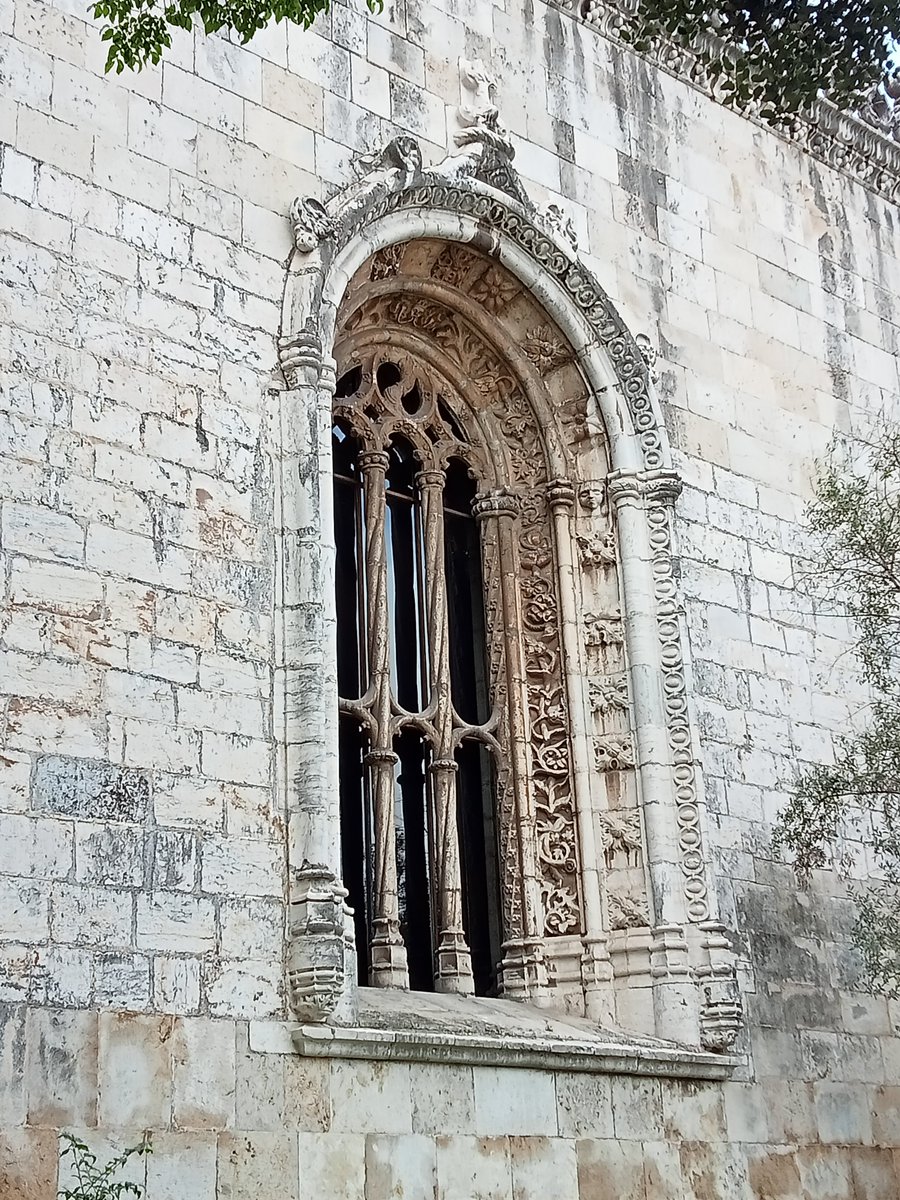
333, 385, 503, 997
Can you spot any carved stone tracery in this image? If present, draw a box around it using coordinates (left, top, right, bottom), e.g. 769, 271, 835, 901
337, 259, 584, 970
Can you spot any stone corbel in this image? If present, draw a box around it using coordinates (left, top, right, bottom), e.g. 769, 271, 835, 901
695, 921, 744, 1053
288, 863, 355, 1023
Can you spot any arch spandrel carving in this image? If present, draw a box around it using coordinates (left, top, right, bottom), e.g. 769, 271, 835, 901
279, 132, 744, 1054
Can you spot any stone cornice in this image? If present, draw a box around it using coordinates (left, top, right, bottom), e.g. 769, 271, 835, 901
292, 1020, 741, 1079
567, 0, 900, 207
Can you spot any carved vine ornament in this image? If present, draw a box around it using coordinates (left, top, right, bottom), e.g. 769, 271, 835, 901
282, 60, 743, 1055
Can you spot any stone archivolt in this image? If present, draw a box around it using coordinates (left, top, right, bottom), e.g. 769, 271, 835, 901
280, 114, 744, 1051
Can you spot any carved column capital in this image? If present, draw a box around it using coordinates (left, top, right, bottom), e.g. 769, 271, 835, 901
358, 449, 390, 476
606, 468, 683, 510
546, 477, 576, 511
279, 332, 326, 390
416, 468, 446, 491
642, 469, 683, 507
473, 488, 520, 521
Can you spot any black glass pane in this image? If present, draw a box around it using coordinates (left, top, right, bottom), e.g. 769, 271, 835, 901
386, 438, 426, 713
333, 425, 365, 700
339, 713, 372, 986
457, 740, 503, 996
394, 728, 435, 991
444, 460, 489, 725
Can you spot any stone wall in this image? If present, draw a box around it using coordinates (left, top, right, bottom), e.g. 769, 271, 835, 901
2, 0, 900, 1193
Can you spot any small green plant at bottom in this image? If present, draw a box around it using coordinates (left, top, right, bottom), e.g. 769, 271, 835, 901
58, 1132, 153, 1200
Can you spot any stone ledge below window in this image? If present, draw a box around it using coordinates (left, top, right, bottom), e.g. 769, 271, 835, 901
274, 990, 740, 1080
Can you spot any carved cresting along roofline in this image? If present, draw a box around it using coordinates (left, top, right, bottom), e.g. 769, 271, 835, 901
569, 0, 900, 207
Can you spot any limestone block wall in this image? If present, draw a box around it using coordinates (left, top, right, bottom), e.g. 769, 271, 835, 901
2, 0, 900, 1193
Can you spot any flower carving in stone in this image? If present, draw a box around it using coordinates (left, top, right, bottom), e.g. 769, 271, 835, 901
521, 326, 571, 373
607, 889, 650, 931
597, 808, 643, 868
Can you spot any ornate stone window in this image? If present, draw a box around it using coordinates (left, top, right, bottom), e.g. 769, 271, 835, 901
330, 261, 592, 1002
278, 93, 744, 1062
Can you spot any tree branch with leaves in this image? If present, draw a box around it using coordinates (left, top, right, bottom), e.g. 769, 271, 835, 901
774, 421, 900, 997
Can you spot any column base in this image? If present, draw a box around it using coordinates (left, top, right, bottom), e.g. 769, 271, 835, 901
370, 918, 409, 989
434, 929, 475, 994
499, 937, 550, 1005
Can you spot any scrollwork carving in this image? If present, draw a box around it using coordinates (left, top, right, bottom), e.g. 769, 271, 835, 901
370, 243, 405, 281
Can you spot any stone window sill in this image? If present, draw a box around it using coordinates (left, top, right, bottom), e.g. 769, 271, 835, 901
284, 990, 741, 1080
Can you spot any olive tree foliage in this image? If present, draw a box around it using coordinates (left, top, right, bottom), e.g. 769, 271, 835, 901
619, 1, 895, 121
774, 422, 900, 997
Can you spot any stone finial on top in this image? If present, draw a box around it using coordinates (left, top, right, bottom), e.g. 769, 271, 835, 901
448, 57, 528, 206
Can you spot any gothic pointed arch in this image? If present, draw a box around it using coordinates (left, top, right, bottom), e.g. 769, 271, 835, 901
277, 136, 743, 1055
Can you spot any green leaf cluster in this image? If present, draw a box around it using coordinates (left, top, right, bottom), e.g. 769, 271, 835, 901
774, 422, 900, 996
91, 0, 382, 73
619, 1, 895, 120
58, 1133, 152, 1200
